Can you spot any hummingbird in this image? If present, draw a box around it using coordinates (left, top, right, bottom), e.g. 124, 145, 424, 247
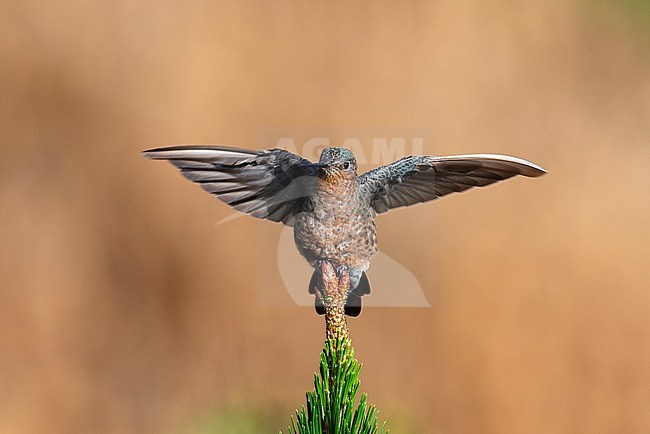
143, 145, 545, 316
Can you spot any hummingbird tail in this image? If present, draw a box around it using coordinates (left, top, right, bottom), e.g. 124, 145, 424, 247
308, 269, 371, 317
344, 272, 371, 317
308, 270, 327, 315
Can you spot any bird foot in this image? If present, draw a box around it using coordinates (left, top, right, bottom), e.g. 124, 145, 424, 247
318, 261, 350, 299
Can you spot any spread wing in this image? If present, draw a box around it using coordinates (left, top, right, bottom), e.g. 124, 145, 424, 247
359, 154, 546, 214
142, 145, 317, 225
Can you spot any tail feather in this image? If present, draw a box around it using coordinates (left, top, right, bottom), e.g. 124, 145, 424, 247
308, 270, 326, 315
344, 293, 362, 317
309, 269, 371, 317
344, 272, 370, 317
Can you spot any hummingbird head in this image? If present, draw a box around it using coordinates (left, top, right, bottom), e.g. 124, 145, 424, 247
317, 147, 358, 180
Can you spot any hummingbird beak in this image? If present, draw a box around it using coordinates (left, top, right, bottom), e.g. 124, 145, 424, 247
298, 162, 329, 169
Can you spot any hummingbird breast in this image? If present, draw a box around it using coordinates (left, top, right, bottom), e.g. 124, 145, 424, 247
293, 180, 378, 271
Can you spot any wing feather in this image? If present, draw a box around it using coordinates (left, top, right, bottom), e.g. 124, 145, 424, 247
143, 145, 316, 225
360, 153, 545, 214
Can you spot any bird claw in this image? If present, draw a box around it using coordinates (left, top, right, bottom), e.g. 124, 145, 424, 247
316, 261, 351, 298
319, 260, 336, 281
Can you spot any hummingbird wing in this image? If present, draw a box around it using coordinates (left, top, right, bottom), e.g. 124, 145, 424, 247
359, 154, 546, 214
142, 145, 317, 225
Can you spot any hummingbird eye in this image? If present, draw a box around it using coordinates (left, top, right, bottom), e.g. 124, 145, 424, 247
343, 162, 350, 170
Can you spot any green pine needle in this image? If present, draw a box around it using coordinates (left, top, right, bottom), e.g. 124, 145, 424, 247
283, 338, 389, 434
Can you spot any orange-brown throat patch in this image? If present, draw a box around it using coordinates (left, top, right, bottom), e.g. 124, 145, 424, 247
320, 167, 344, 184
317, 168, 355, 194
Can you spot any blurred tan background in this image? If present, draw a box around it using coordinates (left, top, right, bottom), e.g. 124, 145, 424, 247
1, 1, 649, 432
